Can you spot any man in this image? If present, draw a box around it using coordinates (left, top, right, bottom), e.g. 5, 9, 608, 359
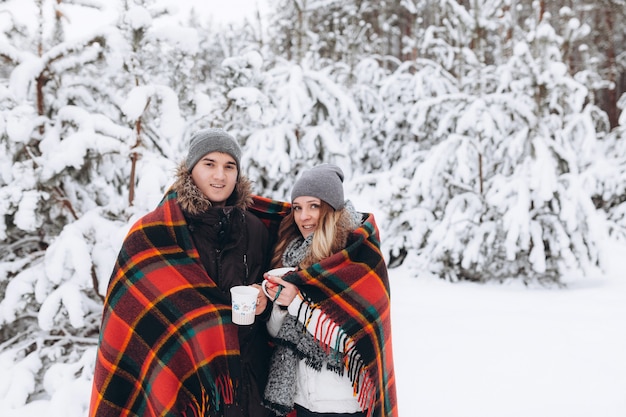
90, 128, 274, 417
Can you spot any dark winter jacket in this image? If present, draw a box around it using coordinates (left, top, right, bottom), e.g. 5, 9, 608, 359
172, 164, 274, 417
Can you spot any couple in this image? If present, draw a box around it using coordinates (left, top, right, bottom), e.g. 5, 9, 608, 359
89, 128, 397, 417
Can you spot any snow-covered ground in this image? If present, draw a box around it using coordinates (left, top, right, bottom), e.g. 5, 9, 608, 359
393, 243, 626, 417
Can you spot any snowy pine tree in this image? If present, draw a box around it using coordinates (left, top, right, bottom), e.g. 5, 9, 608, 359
0, 0, 131, 409
377, 4, 610, 284
0, 1, 197, 409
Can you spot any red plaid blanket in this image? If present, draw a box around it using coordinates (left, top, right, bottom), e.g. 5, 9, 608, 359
90, 190, 240, 417
250, 196, 398, 417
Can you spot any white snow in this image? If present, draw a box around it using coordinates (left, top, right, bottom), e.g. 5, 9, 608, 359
392, 243, 626, 417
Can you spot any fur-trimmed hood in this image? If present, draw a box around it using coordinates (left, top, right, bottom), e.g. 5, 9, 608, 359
171, 162, 254, 215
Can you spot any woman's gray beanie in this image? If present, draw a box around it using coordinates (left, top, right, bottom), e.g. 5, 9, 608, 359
186, 128, 242, 172
291, 163, 345, 210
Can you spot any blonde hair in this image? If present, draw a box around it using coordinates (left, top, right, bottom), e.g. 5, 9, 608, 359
271, 201, 343, 269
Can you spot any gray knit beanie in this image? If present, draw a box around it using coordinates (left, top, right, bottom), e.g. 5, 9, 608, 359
291, 163, 345, 210
185, 128, 242, 172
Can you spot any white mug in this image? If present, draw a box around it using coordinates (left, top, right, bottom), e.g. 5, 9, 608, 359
230, 285, 259, 325
261, 267, 296, 298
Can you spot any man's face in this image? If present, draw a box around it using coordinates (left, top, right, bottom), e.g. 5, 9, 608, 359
190, 151, 238, 206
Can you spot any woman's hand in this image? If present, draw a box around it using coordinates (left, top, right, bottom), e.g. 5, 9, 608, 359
263, 273, 299, 307
251, 283, 267, 315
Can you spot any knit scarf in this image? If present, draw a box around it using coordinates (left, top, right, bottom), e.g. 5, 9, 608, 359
249, 196, 398, 417
281, 234, 313, 267
89, 190, 241, 417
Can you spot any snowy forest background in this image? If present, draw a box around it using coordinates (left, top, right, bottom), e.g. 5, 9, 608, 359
1, 0, 626, 413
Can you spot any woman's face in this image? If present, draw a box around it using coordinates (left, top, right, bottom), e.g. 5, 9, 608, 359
292, 196, 321, 238
190, 152, 238, 207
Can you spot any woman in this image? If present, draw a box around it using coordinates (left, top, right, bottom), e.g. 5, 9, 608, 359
259, 164, 398, 417
90, 128, 274, 417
